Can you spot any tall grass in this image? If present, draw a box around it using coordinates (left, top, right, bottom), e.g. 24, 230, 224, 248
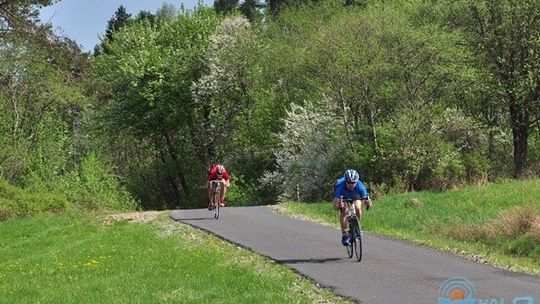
280, 178, 540, 274
0, 212, 350, 304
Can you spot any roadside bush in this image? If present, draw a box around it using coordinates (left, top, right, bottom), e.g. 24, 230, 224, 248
365, 107, 494, 192
226, 174, 258, 206
54, 154, 138, 212
0, 179, 70, 220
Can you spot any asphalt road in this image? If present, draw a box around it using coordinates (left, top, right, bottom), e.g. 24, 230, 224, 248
170, 206, 540, 304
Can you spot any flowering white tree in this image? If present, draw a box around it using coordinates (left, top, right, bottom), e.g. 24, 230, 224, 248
191, 15, 259, 165
263, 100, 344, 201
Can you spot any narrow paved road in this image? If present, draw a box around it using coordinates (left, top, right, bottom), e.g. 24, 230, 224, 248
170, 206, 539, 304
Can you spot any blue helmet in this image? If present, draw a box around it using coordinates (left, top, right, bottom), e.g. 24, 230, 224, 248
344, 169, 359, 183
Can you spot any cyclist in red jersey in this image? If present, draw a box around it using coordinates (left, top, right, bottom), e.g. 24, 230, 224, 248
206, 164, 231, 210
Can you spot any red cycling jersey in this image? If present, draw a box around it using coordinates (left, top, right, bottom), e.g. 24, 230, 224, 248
207, 165, 231, 182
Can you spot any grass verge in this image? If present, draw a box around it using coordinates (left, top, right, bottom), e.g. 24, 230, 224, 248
278, 178, 540, 276
0, 211, 350, 304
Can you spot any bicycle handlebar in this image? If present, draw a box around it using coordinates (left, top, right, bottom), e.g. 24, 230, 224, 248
340, 196, 371, 210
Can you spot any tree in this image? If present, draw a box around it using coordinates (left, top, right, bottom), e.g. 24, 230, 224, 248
262, 1, 479, 193
448, 0, 540, 177
214, 0, 239, 14
1, 0, 61, 51
262, 101, 343, 201
156, 3, 177, 20
91, 7, 222, 208
267, 0, 287, 17
0, 0, 89, 185
105, 5, 131, 41
94, 5, 132, 55
0, 0, 56, 34
134, 10, 155, 25
190, 15, 280, 204
192, 16, 257, 163
240, 0, 263, 22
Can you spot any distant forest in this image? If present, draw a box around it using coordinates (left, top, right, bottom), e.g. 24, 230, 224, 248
1, 0, 539, 210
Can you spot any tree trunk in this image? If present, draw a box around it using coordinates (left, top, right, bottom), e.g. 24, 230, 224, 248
511, 123, 528, 178
164, 133, 189, 199
488, 128, 495, 162
366, 104, 380, 156
157, 147, 182, 209
508, 100, 530, 178
339, 87, 356, 152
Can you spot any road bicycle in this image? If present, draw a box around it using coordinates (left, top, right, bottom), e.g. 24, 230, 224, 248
209, 180, 223, 219
341, 197, 369, 262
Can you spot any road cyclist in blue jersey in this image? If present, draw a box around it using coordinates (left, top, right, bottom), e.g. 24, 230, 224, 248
333, 169, 372, 246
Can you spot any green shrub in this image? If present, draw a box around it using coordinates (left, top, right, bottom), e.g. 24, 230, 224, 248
55, 154, 138, 212
227, 174, 258, 206
0, 179, 70, 220
462, 152, 491, 184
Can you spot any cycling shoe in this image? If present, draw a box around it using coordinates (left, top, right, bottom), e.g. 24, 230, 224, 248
341, 235, 351, 246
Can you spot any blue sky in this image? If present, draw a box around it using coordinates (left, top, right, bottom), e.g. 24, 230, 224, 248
40, 0, 213, 52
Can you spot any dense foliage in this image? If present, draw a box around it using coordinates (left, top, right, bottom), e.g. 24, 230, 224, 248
1, 0, 539, 214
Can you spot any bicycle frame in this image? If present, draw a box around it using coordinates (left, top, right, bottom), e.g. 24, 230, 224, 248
210, 180, 223, 219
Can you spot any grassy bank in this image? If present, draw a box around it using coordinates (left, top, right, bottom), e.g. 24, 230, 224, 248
0, 212, 350, 303
279, 178, 540, 275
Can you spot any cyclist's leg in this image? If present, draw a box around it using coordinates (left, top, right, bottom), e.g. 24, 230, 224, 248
207, 186, 213, 209
340, 206, 349, 235
333, 199, 348, 235
208, 182, 217, 208
220, 182, 226, 206
340, 206, 351, 245
353, 199, 362, 221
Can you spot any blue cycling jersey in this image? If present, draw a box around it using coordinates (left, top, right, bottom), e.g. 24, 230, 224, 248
333, 177, 368, 200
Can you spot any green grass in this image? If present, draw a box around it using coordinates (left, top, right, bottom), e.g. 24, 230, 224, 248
279, 178, 540, 275
0, 212, 350, 304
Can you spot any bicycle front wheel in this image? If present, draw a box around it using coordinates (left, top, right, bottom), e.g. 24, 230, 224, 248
345, 225, 354, 259
214, 202, 219, 219
214, 192, 220, 219
352, 224, 362, 262
346, 237, 353, 258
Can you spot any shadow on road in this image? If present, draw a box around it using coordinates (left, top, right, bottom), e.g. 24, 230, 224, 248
276, 257, 343, 264
171, 217, 215, 221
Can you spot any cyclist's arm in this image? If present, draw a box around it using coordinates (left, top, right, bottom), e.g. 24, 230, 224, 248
333, 183, 344, 204
333, 179, 345, 203
356, 182, 372, 208
206, 172, 214, 189
356, 181, 368, 199
222, 172, 231, 187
